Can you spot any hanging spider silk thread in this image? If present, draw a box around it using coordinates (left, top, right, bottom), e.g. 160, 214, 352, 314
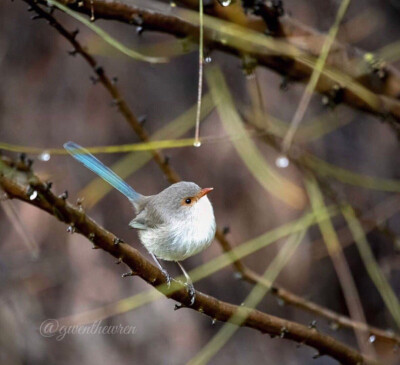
194, 0, 204, 148
90, 0, 95, 21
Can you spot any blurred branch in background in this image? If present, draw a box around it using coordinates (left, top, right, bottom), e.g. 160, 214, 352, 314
31, 0, 400, 135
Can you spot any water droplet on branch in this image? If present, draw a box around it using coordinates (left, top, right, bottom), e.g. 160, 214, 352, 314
29, 190, 38, 201
275, 155, 289, 168
38, 151, 51, 161
217, 0, 232, 6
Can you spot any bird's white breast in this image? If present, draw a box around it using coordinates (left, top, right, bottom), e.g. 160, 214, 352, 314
138, 196, 216, 261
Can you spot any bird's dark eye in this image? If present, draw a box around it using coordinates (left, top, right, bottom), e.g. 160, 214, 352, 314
185, 198, 192, 204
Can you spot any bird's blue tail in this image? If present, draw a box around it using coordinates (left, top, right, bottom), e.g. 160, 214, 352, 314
64, 141, 141, 202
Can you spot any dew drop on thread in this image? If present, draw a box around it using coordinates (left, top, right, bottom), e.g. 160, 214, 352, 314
275, 155, 289, 169
218, 0, 232, 6
38, 151, 51, 162
29, 191, 38, 201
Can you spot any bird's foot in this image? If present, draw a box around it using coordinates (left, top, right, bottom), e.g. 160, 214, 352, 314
184, 280, 196, 306
161, 268, 172, 288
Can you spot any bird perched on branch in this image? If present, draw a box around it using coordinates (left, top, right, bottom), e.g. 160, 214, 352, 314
64, 142, 216, 304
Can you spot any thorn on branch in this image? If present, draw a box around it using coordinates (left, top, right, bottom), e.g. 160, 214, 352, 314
241, 55, 257, 77
26, 185, 38, 201
113, 237, 123, 245
322, 84, 344, 108
280, 326, 288, 338
71, 28, 79, 39
31, 14, 43, 20
95, 66, 104, 76
280, 76, 289, 91
68, 49, 78, 57
129, 14, 143, 26
59, 190, 68, 200
243, 0, 284, 36
76, 197, 84, 211
115, 258, 122, 264
44, 181, 53, 192
90, 75, 99, 84
364, 53, 388, 81
122, 271, 135, 278
110, 99, 121, 107
136, 26, 144, 35
308, 320, 318, 330
19, 153, 26, 164
164, 156, 170, 165
26, 158, 34, 169
111, 76, 118, 85
265, 0, 284, 17
174, 303, 187, 311
312, 351, 322, 359
67, 224, 76, 234
138, 114, 147, 125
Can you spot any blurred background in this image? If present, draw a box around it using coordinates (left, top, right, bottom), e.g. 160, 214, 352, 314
1, 0, 400, 364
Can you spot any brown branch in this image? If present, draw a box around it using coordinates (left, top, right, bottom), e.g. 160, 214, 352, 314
0, 156, 379, 365
35, 0, 400, 135
20, 0, 400, 348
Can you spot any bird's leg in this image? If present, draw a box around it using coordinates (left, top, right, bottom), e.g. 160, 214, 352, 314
150, 253, 171, 287
176, 261, 195, 306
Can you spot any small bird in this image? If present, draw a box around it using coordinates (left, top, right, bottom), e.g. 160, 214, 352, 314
64, 142, 216, 304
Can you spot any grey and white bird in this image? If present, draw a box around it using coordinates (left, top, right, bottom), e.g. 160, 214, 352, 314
64, 142, 216, 304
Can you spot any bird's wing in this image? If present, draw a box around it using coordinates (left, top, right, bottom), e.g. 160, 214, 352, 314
129, 216, 148, 230
129, 203, 165, 230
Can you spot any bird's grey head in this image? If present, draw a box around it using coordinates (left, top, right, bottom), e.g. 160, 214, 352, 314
152, 181, 213, 220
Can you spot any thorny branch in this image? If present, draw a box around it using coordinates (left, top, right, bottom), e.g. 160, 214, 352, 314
0, 155, 379, 365
20, 0, 400, 347
34, 0, 400, 136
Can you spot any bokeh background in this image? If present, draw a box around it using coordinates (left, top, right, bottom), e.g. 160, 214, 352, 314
1, 0, 400, 364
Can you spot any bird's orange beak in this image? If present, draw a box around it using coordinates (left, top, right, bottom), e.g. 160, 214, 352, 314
197, 187, 214, 199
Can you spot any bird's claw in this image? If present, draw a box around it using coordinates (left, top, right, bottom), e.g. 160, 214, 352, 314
184, 281, 196, 306
161, 269, 171, 288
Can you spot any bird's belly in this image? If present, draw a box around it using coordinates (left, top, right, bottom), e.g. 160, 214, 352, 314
138, 220, 215, 261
